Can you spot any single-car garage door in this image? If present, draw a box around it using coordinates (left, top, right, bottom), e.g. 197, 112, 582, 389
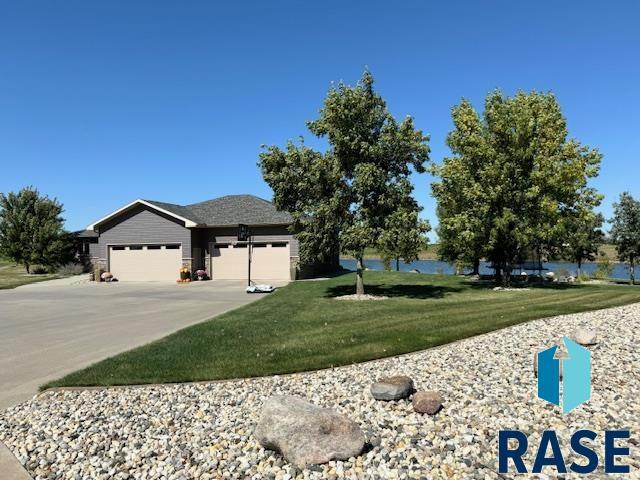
109, 244, 182, 281
211, 242, 290, 280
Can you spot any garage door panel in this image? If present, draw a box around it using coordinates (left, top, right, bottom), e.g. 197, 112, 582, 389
211, 245, 247, 280
251, 244, 290, 280
109, 245, 182, 282
211, 243, 290, 280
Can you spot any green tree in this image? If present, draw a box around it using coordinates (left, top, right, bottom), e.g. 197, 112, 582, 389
260, 71, 430, 294
433, 91, 602, 285
431, 99, 490, 275
610, 192, 640, 284
561, 208, 604, 276
0, 187, 75, 273
378, 207, 430, 271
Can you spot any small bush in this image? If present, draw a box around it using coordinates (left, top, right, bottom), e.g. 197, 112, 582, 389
31, 265, 48, 274
577, 271, 591, 283
593, 253, 614, 280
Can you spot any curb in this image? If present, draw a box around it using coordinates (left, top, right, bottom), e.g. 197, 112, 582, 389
0, 441, 32, 480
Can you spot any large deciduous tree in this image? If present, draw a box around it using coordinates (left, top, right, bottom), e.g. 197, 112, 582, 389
610, 192, 640, 285
260, 71, 430, 294
0, 187, 75, 273
432, 91, 602, 285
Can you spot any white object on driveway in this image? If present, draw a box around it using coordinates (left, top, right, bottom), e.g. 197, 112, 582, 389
246, 283, 275, 293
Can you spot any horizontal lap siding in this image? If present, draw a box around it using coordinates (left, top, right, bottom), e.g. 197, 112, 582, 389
93, 205, 191, 261
202, 226, 298, 257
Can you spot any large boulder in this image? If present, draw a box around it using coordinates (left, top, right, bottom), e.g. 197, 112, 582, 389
254, 395, 365, 469
370, 375, 414, 401
412, 390, 443, 414
572, 328, 598, 346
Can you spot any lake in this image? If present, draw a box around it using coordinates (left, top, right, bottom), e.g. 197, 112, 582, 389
339, 258, 638, 280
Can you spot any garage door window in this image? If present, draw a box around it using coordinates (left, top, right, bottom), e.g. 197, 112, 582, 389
165, 244, 180, 249
271, 243, 287, 248
147, 245, 161, 250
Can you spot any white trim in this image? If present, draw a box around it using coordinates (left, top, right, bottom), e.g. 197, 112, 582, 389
86, 199, 198, 230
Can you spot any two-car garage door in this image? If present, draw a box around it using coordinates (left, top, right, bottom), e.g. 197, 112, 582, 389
108, 244, 182, 282
211, 242, 290, 280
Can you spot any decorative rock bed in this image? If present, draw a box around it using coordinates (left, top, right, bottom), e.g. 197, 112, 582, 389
1, 304, 639, 478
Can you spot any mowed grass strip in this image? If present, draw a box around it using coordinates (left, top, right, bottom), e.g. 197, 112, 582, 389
43, 271, 640, 388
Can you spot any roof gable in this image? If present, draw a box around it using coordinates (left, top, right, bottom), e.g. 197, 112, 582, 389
86, 195, 291, 230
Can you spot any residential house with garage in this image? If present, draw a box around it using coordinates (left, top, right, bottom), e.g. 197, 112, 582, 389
76, 194, 335, 282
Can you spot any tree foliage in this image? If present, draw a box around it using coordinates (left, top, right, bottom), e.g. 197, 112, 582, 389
432, 91, 603, 284
0, 187, 75, 273
260, 71, 430, 294
610, 192, 640, 284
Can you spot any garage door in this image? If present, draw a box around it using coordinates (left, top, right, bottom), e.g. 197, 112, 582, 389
108, 244, 182, 281
211, 242, 290, 280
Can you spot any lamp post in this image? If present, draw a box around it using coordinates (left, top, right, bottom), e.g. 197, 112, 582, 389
238, 224, 251, 286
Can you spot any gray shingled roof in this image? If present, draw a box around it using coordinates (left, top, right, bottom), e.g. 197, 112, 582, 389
74, 229, 99, 238
145, 195, 292, 226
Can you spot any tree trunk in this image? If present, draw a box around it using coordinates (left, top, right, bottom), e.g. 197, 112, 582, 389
24, 263, 30, 274
503, 262, 512, 287
356, 256, 365, 295
630, 257, 635, 285
472, 258, 480, 276
577, 259, 582, 277
395, 257, 400, 272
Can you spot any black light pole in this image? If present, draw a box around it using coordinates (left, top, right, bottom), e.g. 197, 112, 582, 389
238, 224, 251, 287
247, 232, 252, 287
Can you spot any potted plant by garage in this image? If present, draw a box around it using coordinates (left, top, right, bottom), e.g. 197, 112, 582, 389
195, 269, 208, 281
177, 266, 191, 283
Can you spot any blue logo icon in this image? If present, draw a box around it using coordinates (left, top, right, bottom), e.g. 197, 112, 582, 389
537, 337, 591, 413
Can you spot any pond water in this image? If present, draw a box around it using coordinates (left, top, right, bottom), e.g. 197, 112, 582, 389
339, 258, 639, 280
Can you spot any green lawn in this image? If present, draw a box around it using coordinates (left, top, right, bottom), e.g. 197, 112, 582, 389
0, 258, 59, 289
43, 271, 640, 389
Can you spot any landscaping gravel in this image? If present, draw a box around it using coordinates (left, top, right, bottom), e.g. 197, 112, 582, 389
1, 303, 639, 479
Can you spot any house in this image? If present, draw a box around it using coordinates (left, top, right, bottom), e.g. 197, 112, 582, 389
76, 194, 329, 282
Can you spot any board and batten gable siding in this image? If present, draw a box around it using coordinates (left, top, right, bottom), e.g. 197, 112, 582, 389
91, 204, 192, 262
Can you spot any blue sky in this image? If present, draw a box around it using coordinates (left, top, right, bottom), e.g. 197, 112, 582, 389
1, 1, 639, 238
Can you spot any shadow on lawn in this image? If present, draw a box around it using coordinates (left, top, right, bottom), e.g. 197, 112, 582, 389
324, 283, 462, 299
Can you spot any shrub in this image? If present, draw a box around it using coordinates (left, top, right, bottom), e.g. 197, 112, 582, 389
577, 271, 592, 283
593, 253, 614, 280
31, 265, 48, 274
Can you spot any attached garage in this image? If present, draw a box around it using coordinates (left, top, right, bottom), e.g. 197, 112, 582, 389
211, 242, 290, 280
108, 244, 182, 282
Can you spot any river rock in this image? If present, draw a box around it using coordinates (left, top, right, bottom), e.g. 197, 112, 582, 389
254, 395, 365, 469
572, 328, 598, 346
412, 391, 443, 414
370, 376, 414, 401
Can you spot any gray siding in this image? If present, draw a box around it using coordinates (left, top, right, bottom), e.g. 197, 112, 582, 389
197, 226, 298, 256
93, 205, 191, 262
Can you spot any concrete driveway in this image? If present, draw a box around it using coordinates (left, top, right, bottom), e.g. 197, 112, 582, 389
0, 279, 283, 410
